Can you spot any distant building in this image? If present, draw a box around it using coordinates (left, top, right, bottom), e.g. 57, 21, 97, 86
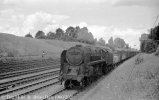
139, 33, 149, 51
140, 33, 149, 41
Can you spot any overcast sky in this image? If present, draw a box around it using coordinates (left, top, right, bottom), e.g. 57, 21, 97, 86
0, 0, 159, 49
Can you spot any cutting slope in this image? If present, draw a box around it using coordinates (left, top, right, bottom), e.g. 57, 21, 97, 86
0, 33, 86, 58
81, 53, 159, 100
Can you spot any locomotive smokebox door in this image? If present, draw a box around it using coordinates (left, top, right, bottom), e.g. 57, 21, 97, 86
66, 46, 83, 66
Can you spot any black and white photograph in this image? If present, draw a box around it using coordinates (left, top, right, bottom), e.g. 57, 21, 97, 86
0, 0, 159, 100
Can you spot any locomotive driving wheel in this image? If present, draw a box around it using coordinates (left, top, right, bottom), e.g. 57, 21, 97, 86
80, 77, 91, 88
88, 77, 93, 84
64, 80, 74, 89
80, 79, 86, 88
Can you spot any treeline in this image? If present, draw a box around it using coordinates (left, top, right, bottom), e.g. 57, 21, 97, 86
25, 26, 96, 44
107, 37, 130, 50
141, 23, 159, 53
24, 26, 130, 48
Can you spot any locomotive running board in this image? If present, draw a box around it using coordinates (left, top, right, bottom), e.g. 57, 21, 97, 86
88, 59, 105, 65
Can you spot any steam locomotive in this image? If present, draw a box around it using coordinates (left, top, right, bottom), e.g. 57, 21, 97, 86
59, 45, 138, 88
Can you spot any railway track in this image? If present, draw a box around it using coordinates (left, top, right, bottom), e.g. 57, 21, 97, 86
0, 58, 60, 74
0, 69, 78, 100
0, 67, 60, 92
0, 58, 60, 67
1, 76, 60, 100
0, 68, 61, 100
0, 58, 61, 100
0, 64, 60, 79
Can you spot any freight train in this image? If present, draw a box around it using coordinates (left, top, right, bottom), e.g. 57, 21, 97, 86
59, 45, 138, 89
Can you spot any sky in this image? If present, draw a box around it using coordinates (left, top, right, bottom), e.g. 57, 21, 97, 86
0, 0, 159, 49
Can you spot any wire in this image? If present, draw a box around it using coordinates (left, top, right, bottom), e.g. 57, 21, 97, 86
153, 14, 159, 27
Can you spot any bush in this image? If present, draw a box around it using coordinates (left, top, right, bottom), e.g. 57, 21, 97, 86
149, 24, 159, 40
35, 31, 46, 39
144, 40, 158, 53
25, 33, 33, 38
155, 46, 159, 56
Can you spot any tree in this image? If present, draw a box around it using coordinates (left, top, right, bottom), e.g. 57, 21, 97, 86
108, 37, 114, 47
55, 28, 64, 39
144, 40, 158, 53
46, 32, 55, 39
125, 44, 130, 49
94, 38, 97, 44
140, 41, 146, 52
149, 24, 159, 41
74, 26, 80, 38
76, 27, 95, 44
65, 26, 77, 38
114, 38, 126, 48
25, 33, 33, 38
35, 31, 45, 39
143, 23, 159, 53
98, 38, 105, 46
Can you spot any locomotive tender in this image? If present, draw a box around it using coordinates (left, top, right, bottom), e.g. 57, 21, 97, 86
59, 44, 138, 88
